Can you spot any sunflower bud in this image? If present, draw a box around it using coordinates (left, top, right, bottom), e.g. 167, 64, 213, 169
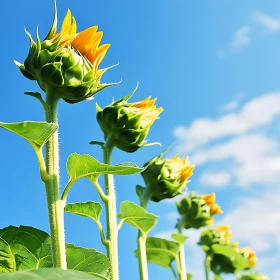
235, 247, 257, 268
176, 193, 222, 229
239, 273, 269, 280
199, 225, 232, 250
96, 88, 163, 152
141, 154, 194, 202
15, 4, 115, 103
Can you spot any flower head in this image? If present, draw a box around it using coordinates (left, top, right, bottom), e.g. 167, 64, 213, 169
96, 87, 163, 152
15, 1, 115, 103
239, 272, 269, 280
140, 154, 194, 202
176, 193, 222, 229
237, 247, 257, 267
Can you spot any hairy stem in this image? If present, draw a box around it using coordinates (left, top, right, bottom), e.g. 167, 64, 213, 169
103, 134, 119, 280
137, 189, 151, 280
44, 92, 67, 269
204, 255, 210, 280
177, 220, 187, 280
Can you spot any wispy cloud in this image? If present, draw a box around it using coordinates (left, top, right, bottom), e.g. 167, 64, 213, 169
231, 26, 251, 50
219, 11, 280, 57
199, 171, 231, 188
251, 11, 280, 31
220, 92, 244, 113
174, 92, 280, 152
174, 92, 280, 188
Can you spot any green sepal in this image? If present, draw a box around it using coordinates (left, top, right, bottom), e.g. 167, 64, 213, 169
44, 0, 58, 40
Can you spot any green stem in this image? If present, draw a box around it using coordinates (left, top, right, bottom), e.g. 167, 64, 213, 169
177, 220, 187, 280
103, 134, 119, 280
137, 189, 152, 280
44, 92, 67, 269
204, 255, 210, 280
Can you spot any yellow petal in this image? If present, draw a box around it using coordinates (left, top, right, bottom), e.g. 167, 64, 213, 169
71, 26, 99, 54
69, 17, 77, 35
60, 9, 72, 36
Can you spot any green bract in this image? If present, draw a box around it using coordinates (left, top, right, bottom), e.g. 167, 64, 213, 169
176, 193, 213, 229
96, 88, 162, 152
141, 154, 194, 202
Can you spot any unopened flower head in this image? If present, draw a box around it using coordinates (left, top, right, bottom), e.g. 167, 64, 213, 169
97, 87, 163, 152
141, 154, 194, 202
15, 2, 115, 103
239, 272, 269, 280
236, 247, 257, 267
176, 192, 222, 229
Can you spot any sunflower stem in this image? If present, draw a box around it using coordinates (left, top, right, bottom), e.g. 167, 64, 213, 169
103, 134, 119, 280
177, 220, 187, 280
204, 255, 210, 280
137, 189, 152, 280
44, 91, 67, 269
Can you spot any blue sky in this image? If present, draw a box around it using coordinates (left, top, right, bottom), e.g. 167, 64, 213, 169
1, 0, 280, 279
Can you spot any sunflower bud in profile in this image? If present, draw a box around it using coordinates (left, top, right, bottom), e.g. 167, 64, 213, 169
239, 272, 269, 280
96, 87, 163, 152
140, 154, 194, 202
15, 2, 115, 103
199, 225, 232, 251
236, 247, 257, 268
176, 193, 222, 229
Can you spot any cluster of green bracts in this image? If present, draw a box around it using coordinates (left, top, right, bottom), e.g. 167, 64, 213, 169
0, 1, 270, 280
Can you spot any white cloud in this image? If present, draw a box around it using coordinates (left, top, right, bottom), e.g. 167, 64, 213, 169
251, 11, 280, 31
220, 92, 244, 113
199, 172, 231, 188
192, 133, 280, 187
231, 26, 251, 50
219, 190, 280, 252
174, 92, 280, 153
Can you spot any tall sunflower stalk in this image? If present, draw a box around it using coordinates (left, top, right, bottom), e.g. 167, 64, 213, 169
15, 1, 114, 268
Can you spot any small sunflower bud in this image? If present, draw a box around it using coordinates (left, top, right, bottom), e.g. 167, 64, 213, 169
235, 247, 257, 268
15, 4, 115, 103
97, 88, 163, 152
177, 193, 222, 229
141, 154, 194, 202
239, 273, 269, 280
199, 225, 232, 250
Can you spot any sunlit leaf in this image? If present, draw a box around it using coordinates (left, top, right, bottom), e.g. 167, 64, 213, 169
65, 202, 102, 223
117, 201, 158, 233
144, 237, 180, 269
0, 226, 110, 278
0, 268, 106, 280
67, 153, 144, 182
0, 225, 52, 272
0, 122, 57, 148
171, 233, 188, 245
212, 244, 250, 269
66, 244, 110, 278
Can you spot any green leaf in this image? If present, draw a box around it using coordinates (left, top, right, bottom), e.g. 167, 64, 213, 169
0, 226, 110, 278
0, 122, 57, 148
65, 202, 102, 223
0, 225, 52, 272
66, 244, 110, 278
0, 268, 105, 280
144, 237, 180, 269
67, 153, 144, 182
171, 233, 188, 245
187, 273, 193, 280
212, 244, 250, 270
117, 201, 158, 233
